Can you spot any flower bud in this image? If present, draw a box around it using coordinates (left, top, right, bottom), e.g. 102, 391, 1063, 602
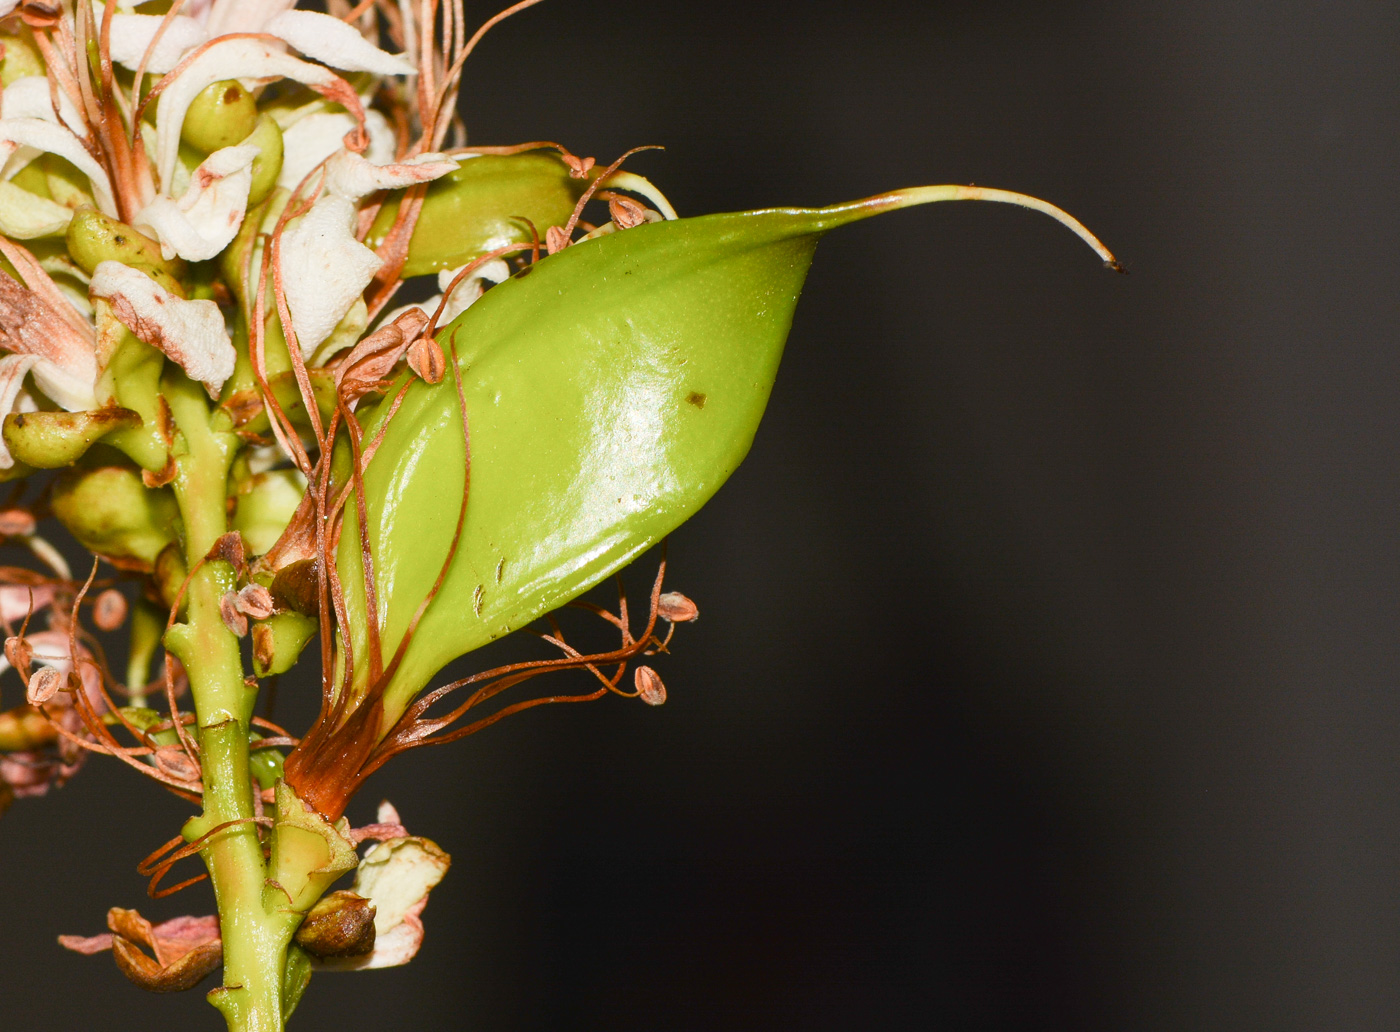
65, 208, 186, 297
294, 890, 377, 959
3, 407, 143, 469
51, 465, 179, 571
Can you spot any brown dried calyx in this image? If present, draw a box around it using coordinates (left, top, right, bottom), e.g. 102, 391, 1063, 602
294, 890, 377, 958
59, 908, 221, 993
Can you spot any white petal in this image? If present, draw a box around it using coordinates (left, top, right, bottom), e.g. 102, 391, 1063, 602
323, 148, 457, 203
0, 353, 36, 468
1, 76, 85, 135
89, 261, 235, 398
0, 2, 17, 19
155, 37, 356, 194
0, 119, 117, 215
276, 111, 356, 192
106, 13, 209, 74
436, 258, 510, 324
279, 194, 379, 356
0, 179, 71, 239
204, 0, 295, 37
265, 11, 415, 76
134, 143, 256, 260
0, 242, 98, 410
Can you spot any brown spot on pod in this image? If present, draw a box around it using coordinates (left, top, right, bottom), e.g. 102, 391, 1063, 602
407, 336, 445, 385
634, 665, 667, 706
93, 588, 128, 631
294, 890, 377, 958
25, 665, 63, 706
657, 592, 699, 623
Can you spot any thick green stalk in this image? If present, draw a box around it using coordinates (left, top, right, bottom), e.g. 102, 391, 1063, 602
162, 375, 299, 1031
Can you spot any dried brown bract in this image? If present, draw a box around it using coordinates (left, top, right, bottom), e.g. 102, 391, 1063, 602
294, 890, 377, 958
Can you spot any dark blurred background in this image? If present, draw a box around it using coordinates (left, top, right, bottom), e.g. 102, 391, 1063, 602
6, 0, 1400, 1028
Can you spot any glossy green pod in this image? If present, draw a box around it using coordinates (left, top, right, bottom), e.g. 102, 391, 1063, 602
52, 463, 180, 570
365, 152, 589, 277
339, 187, 1113, 719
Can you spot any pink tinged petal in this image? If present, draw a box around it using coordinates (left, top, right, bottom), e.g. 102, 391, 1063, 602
0, 250, 98, 411
106, 13, 209, 74
0, 581, 52, 622
264, 11, 415, 76
203, 0, 295, 36
59, 933, 116, 955
0, 354, 36, 468
277, 109, 393, 192
134, 143, 257, 260
89, 261, 235, 397
155, 37, 361, 194
279, 151, 456, 355
0, 119, 117, 215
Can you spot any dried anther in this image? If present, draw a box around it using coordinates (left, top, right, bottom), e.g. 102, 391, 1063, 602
234, 584, 274, 621
562, 153, 596, 178
608, 195, 649, 230
24, 664, 62, 705
60, 909, 221, 994
657, 592, 698, 623
294, 890, 377, 959
406, 337, 445, 384
634, 665, 667, 706
93, 589, 129, 631
545, 225, 570, 254
218, 591, 247, 637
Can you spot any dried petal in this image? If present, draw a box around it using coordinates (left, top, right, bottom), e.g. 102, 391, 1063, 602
406, 337, 444, 384
219, 591, 248, 637
134, 144, 258, 261
24, 663, 61, 705
634, 665, 667, 706
234, 583, 274, 620
265, 11, 415, 76
92, 588, 128, 631
0, 353, 37, 467
294, 889, 376, 958
657, 591, 698, 623
334, 307, 427, 400
4, 634, 32, 675
0, 256, 98, 412
90, 261, 235, 398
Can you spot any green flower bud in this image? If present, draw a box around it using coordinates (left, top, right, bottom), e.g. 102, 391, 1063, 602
51, 464, 179, 571
65, 209, 186, 297
232, 469, 306, 555
242, 115, 284, 209
3, 407, 143, 468
180, 80, 259, 155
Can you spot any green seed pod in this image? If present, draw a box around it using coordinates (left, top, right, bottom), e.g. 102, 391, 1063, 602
251, 610, 318, 678
241, 115, 284, 209
65, 209, 186, 297
340, 187, 1113, 719
232, 469, 307, 556
3, 407, 143, 468
293, 890, 376, 959
51, 463, 179, 571
365, 152, 590, 277
180, 80, 259, 155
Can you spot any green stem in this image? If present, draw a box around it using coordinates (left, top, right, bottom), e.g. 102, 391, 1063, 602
162, 374, 298, 1031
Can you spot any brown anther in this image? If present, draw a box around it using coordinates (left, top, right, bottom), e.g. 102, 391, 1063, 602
407, 336, 445, 384
545, 225, 571, 254
609, 195, 649, 230
24, 665, 62, 706
152, 745, 201, 783
293, 890, 377, 958
0, 508, 36, 537
562, 153, 596, 179
657, 592, 698, 623
234, 584, 274, 621
634, 665, 667, 706
93, 589, 129, 631
219, 592, 248, 638
5, 635, 32, 678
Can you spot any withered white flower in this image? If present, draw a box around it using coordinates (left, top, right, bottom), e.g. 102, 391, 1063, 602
89, 261, 235, 398
265, 11, 416, 76
134, 143, 259, 261
0, 241, 99, 412
279, 150, 457, 356
277, 108, 395, 192
104, 10, 210, 75
201, 0, 296, 37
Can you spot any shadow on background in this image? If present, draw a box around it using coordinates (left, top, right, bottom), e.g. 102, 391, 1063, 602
5, 1, 1400, 1028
